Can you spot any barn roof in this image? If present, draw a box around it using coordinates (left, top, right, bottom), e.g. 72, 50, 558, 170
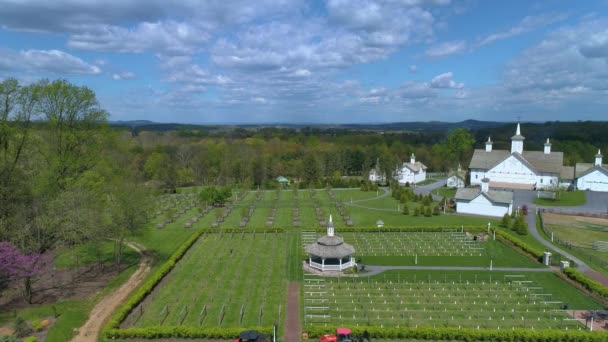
401, 161, 427, 172
469, 149, 564, 174
575, 163, 608, 178
455, 187, 513, 204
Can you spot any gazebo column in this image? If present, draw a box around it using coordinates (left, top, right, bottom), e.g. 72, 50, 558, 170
309, 256, 312, 266
339, 257, 342, 270
322, 258, 325, 271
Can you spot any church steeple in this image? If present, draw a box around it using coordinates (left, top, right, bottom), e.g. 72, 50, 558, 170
511, 122, 525, 154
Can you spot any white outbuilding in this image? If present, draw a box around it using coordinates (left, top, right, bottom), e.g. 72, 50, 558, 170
575, 150, 608, 192
447, 164, 466, 188
396, 153, 427, 185
454, 178, 513, 217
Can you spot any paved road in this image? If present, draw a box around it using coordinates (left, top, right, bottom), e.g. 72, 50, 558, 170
524, 204, 590, 272
413, 178, 447, 197
359, 265, 552, 277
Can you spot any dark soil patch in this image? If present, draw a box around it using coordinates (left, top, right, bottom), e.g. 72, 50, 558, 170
0, 261, 136, 310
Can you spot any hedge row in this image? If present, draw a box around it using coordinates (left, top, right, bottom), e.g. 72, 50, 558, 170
104, 228, 207, 335
105, 326, 273, 339
305, 325, 608, 341
308, 225, 488, 233
564, 267, 608, 299
495, 229, 544, 260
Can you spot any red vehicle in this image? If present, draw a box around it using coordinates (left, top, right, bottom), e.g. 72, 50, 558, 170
235, 330, 268, 342
319, 328, 353, 342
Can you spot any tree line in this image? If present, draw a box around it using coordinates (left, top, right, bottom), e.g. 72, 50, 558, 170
0, 78, 151, 303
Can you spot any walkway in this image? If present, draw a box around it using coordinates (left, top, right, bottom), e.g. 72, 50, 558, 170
72, 242, 151, 342
359, 265, 552, 277
284, 282, 301, 342
413, 178, 447, 197
525, 204, 608, 286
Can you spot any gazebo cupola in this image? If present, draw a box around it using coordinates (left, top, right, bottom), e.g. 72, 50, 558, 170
305, 215, 356, 272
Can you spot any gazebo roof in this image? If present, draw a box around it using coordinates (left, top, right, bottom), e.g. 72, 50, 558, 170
306, 235, 355, 258
376, 219, 384, 225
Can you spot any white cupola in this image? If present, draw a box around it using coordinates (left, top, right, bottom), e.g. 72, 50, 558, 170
485, 136, 493, 152
481, 178, 490, 193
327, 214, 334, 237
410, 153, 416, 164
596, 149, 603, 166
510, 123, 525, 154
544, 138, 551, 155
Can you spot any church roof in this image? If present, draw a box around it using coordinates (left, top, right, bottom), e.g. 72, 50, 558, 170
401, 161, 427, 172
469, 149, 564, 174
455, 187, 513, 204
575, 163, 608, 178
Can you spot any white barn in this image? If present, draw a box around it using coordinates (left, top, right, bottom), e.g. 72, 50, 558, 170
455, 178, 513, 217
396, 154, 427, 185
468, 124, 574, 190
446, 164, 466, 188
369, 168, 386, 183
575, 150, 608, 192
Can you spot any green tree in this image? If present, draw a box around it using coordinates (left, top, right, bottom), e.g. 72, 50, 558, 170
446, 128, 475, 164
302, 152, 321, 185
500, 213, 511, 228
424, 207, 432, 217
402, 205, 410, 215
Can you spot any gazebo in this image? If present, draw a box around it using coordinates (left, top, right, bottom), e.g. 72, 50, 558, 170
305, 215, 356, 271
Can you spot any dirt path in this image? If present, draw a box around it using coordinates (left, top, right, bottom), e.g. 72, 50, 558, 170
284, 282, 301, 342
72, 242, 151, 342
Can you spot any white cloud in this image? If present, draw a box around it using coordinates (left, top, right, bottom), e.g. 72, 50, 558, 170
67, 21, 210, 55
430, 72, 464, 89
478, 13, 567, 46
409, 65, 417, 73
112, 71, 136, 80
425, 40, 466, 57
252, 97, 267, 103
0, 49, 101, 75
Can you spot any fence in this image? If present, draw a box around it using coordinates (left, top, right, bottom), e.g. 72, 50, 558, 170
540, 208, 608, 219
538, 212, 608, 270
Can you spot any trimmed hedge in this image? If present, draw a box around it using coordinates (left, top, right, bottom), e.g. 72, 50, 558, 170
564, 267, 608, 299
104, 228, 207, 335
305, 325, 608, 341
106, 326, 273, 339
308, 226, 488, 233
495, 229, 544, 260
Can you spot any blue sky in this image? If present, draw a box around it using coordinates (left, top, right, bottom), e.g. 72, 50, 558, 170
1, 0, 607, 124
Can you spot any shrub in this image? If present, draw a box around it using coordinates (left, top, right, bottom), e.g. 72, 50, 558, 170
30, 320, 42, 332
13, 317, 30, 338
424, 207, 432, 217
432, 205, 440, 215
0, 336, 18, 342
413, 207, 420, 216
402, 205, 409, 215
564, 267, 608, 298
24, 337, 37, 342
500, 213, 511, 228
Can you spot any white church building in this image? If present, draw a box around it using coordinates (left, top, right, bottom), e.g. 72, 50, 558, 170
468, 123, 574, 190
455, 178, 513, 217
395, 153, 427, 185
575, 150, 608, 192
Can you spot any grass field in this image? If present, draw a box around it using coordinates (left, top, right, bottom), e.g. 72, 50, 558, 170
303, 270, 601, 330
542, 212, 608, 275
132, 231, 287, 328
533, 191, 586, 206
303, 231, 542, 267
432, 187, 457, 199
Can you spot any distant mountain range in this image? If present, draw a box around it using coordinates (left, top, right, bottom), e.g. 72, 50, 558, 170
109, 119, 508, 132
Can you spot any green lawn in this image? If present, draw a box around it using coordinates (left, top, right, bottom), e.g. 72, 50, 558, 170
533, 190, 586, 206
369, 270, 602, 309
432, 187, 457, 199
54, 240, 139, 269
133, 231, 287, 328
544, 224, 608, 276
303, 270, 601, 329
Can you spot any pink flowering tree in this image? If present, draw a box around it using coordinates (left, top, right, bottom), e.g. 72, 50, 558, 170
0, 242, 50, 304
